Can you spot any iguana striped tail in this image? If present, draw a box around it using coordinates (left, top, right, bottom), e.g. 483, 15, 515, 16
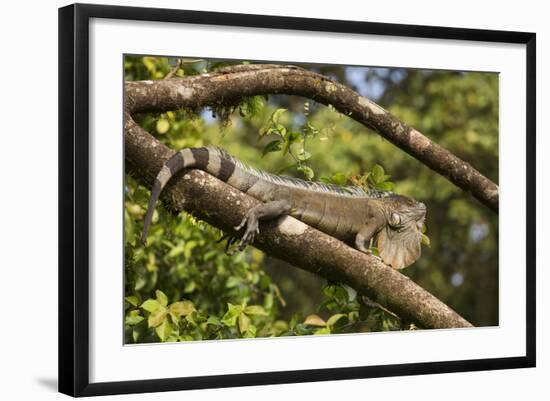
141, 147, 236, 244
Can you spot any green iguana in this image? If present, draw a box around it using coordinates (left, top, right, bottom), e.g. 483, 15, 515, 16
141, 146, 427, 269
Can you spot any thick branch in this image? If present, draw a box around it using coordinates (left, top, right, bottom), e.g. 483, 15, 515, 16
125, 113, 473, 329
125, 64, 499, 212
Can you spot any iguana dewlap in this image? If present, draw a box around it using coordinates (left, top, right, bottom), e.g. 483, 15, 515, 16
141, 146, 427, 269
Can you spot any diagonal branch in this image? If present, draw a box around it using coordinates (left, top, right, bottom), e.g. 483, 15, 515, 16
125, 64, 499, 212
125, 112, 473, 329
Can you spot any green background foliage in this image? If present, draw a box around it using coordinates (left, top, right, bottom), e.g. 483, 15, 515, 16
124, 56, 498, 343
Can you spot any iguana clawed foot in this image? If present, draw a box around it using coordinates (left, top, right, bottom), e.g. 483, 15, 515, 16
218, 213, 259, 256
231, 212, 260, 254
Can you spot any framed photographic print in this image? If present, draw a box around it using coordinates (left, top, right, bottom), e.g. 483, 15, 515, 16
58, 3, 536, 397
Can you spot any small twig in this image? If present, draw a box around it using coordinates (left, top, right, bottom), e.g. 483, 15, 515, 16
361, 295, 400, 320
273, 284, 287, 308
164, 59, 183, 80
181, 59, 205, 64
164, 59, 206, 80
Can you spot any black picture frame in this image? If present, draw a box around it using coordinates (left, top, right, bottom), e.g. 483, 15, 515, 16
58, 3, 536, 397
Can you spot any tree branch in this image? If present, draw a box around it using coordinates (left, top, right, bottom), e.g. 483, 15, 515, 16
125, 64, 499, 212
124, 112, 473, 329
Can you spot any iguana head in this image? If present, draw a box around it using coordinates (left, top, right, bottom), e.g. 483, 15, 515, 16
375, 195, 427, 269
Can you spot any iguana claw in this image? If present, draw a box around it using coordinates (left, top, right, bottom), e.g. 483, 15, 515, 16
217, 233, 240, 255
234, 215, 248, 232
230, 212, 260, 254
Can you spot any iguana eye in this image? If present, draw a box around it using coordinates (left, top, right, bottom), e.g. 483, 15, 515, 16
390, 213, 402, 227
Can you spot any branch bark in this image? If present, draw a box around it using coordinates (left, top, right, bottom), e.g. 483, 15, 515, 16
126, 64, 499, 212
125, 112, 473, 329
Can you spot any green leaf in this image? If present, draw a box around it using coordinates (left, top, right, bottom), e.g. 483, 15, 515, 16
294, 323, 314, 335
169, 301, 195, 317
323, 284, 336, 297
259, 275, 271, 289
225, 276, 241, 288
283, 131, 301, 155
156, 119, 170, 134
371, 164, 385, 183
313, 327, 331, 335
240, 96, 265, 119
276, 124, 287, 137
206, 316, 222, 326
342, 284, 357, 302
125, 296, 139, 307
289, 313, 302, 330
303, 314, 326, 327
262, 140, 282, 157
141, 299, 161, 313
326, 313, 347, 329
185, 312, 197, 327
168, 244, 185, 258
297, 150, 311, 161
368, 246, 379, 256
183, 281, 196, 293
376, 181, 395, 191
142, 57, 156, 72
243, 324, 257, 338
132, 328, 140, 343
273, 320, 289, 333
331, 172, 348, 186
155, 290, 168, 306
421, 233, 431, 248
348, 311, 359, 323
244, 305, 268, 316
221, 303, 243, 327
125, 314, 144, 326
179, 334, 194, 342
297, 165, 314, 180
286, 131, 301, 142
264, 292, 274, 310
203, 250, 218, 261
324, 284, 348, 304
124, 209, 134, 244
183, 241, 197, 259
262, 126, 280, 137
155, 319, 172, 341
271, 108, 287, 124
148, 306, 167, 328
238, 312, 251, 334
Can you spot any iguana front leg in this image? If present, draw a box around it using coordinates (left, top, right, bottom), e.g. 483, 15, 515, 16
232, 199, 292, 253
355, 221, 383, 254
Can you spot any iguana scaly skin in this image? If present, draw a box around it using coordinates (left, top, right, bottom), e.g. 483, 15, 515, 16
141, 146, 427, 269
